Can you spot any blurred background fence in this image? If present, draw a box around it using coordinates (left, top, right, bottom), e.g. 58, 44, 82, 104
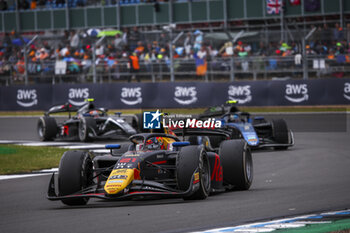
1, 55, 349, 85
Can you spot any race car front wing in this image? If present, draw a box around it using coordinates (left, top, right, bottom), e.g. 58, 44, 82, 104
47, 172, 198, 201
256, 130, 295, 149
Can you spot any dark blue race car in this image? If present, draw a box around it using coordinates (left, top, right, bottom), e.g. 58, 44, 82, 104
198, 101, 294, 150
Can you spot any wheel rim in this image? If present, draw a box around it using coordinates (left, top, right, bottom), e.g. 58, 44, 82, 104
38, 122, 44, 138
79, 121, 86, 139
82, 156, 94, 191
82, 157, 94, 203
245, 152, 253, 182
201, 152, 210, 192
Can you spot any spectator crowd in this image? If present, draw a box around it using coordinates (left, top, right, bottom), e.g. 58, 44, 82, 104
1, 22, 350, 83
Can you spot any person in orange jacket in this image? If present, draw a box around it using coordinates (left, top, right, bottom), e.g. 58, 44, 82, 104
128, 52, 140, 82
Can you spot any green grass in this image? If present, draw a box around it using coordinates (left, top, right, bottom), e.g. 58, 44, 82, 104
276, 219, 350, 233
0, 145, 67, 175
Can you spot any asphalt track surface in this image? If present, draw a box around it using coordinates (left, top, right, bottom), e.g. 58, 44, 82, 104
0, 113, 350, 233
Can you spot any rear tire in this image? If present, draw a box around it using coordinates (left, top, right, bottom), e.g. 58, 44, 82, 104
58, 151, 93, 206
219, 139, 253, 190
37, 116, 57, 141
78, 117, 96, 142
208, 135, 224, 148
271, 119, 289, 150
176, 146, 210, 200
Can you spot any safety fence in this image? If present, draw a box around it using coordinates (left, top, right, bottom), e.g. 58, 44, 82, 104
1, 55, 349, 85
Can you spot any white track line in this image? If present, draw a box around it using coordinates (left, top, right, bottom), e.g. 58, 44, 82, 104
191, 209, 350, 233
0, 173, 51, 181
0, 140, 85, 146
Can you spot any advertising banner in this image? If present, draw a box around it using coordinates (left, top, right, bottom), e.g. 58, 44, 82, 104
0, 85, 53, 111
0, 78, 350, 110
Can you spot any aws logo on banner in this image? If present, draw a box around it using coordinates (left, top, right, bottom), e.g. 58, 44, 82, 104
228, 85, 252, 104
121, 87, 142, 105
68, 88, 89, 106
285, 84, 309, 103
174, 86, 197, 105
17, 89, 38, 107
344, 83, 350, 101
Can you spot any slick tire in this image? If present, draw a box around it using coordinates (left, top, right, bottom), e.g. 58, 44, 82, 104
37, 116, 57, 141
271, 119, 289, 150
112, 143, 131, 157
78, 117, 96, 142
58, 151, 93, 206
176, 146, 210, 200
208, 135, 224, 148
188, 136, 199, 145
219, 139, 253, 190
134, 113, 146, 133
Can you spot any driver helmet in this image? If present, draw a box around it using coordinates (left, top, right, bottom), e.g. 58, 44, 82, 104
88, 103, 95, 110
145, 137, 163, 150
89, 110, 99, 118
229, 114, 239, 122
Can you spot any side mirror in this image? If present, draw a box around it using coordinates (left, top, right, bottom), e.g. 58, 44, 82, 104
105, 144, 121, 149
106, 144, 121, 155
172, 141, 190, 147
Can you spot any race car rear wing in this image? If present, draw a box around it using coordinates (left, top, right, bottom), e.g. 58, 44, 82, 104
45, 103, 80, 117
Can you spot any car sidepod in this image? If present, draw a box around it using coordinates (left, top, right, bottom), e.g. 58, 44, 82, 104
226, 123, 259, 147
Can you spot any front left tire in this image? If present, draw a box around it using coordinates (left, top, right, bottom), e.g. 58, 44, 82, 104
37, 116, 57, 141
58, 150, 93, 206
271, 119, 290, 150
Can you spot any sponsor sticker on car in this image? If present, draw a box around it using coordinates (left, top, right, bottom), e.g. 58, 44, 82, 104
193, 172, 200, 184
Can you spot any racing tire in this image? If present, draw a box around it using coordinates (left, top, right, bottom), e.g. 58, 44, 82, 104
132, 115, 140, 132
176, 146, 210, 200
208, 135, 224, 148
271, 119, 289, 150
188, 136, 199, 145
78, 117, 97, 142
112, 143, 131, 157
37, 116, 57, 141
219, 139, 253, 190
58, 151, 93, 206
134, 113, 146, 133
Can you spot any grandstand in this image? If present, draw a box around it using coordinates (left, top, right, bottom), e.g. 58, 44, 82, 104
0, 0, 349, 85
